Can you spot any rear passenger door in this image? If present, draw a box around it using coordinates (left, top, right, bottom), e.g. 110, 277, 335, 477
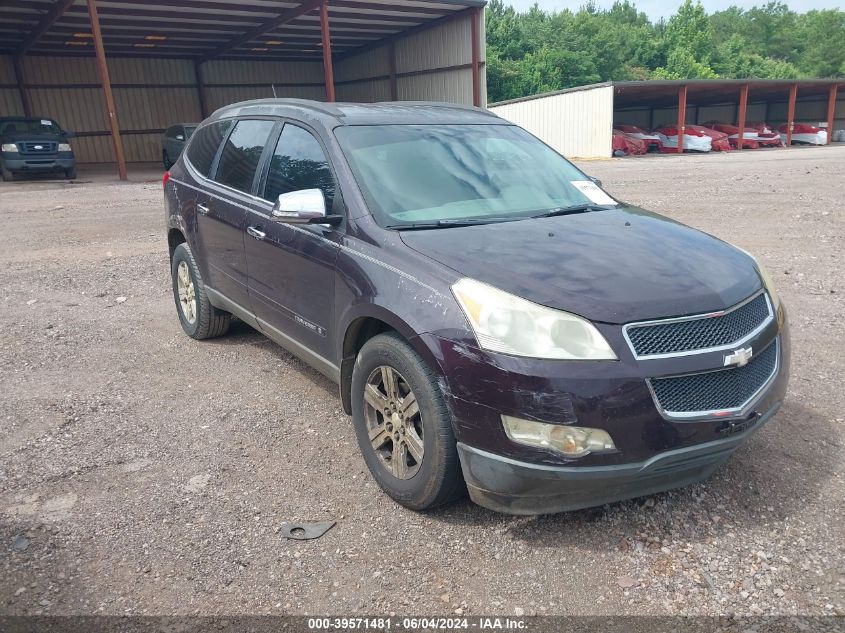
244, 122, 341, 374
196, 118, 277, 310
180, 119, 230, 280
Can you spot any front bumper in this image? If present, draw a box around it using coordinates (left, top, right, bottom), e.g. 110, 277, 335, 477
458, 399, 781, 515
414, 304, 790, 514
2, 155, 74, 173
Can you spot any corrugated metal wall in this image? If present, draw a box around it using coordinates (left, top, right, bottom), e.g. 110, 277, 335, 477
0, 54, 329, 163
490, 85, 615, 159
202, 59, 327, 112
0, 10, 485, 165
336, 46, 392, 103
0, 56, 24, 116
336, 11, 485, 106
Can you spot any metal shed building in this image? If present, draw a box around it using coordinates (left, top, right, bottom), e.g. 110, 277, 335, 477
0, 0, 487, 178
490, 79, 845, 159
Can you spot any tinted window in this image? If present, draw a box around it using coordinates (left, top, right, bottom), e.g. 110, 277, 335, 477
164, 126, 178, 138
186, 120, 231, 177
264, 124, 335, 208
214, 119, 275, 194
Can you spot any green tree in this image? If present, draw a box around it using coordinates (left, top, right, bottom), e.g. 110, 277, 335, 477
483, 0, 845, 103
655, 0, 716, 78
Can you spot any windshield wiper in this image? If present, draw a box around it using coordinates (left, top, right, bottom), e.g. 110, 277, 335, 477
386, 217, 517, 230
532, 203, 615, 219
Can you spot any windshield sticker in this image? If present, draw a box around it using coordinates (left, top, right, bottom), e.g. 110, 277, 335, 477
41, 120, 52, 126
571, 180, 616, 206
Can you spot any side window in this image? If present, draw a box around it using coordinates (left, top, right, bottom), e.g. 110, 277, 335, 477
264, 124, 335, 209
186, 120, 231, 177
213, 119, 276, 194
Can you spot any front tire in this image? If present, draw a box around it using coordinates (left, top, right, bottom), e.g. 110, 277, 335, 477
351, 333, 464, 510
170, 243, 231, 340
1, 161, 15, 181
65, 167, 76, 180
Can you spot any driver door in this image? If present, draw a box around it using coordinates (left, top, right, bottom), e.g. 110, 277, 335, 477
244, 122, 341, 374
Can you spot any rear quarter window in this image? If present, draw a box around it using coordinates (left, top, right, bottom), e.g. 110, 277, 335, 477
186, 121, 232, 177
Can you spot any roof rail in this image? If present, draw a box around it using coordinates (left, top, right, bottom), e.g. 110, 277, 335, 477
215, 98, 346, 118
378, 101, 499, 118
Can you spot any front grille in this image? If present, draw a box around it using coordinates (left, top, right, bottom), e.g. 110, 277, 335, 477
626, 292, 771, 357
20, 141, 57, 154
649, 339, 778, 417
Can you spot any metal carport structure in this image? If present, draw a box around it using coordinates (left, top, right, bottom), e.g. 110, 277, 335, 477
490, 78, 844, 159
0, 0, 487, 179
613, 79, 843, 152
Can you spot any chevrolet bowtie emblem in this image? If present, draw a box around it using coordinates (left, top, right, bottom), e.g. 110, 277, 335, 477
724, 347, 753, 368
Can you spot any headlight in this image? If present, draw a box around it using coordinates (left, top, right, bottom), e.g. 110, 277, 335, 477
755, 261, 780, 312
502, 415, 616, 458
58, 143, 72, 152
1, 143, 18, 153
735, 247, 780, 311
451, 278, 616, 360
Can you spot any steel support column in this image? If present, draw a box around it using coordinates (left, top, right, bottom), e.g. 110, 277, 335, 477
320, 0, 335, 103
677, 85, 688, 153
87, 0, 127, 180
389, 41, 398, 101
470, 7, 482, 107
194, 61, 208, 119
786, 83, 798, 147
736, 83, 749, 150
826, 84, 838, 145
12, 56, 31, 117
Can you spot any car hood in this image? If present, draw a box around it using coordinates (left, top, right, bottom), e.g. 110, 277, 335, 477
398, 207, 763, 324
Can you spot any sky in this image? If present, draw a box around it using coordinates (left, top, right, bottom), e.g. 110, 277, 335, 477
504, 0, 843, 20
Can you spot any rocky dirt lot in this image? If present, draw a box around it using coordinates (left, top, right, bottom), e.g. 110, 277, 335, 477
0, 147, 843, 618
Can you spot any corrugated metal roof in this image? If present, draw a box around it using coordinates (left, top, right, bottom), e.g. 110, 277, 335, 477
0, 0, 486, 62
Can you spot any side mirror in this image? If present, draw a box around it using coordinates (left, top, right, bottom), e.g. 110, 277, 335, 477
271, 189, 329, 224
176, 135, 185, 141
590, 176, 603, 188
62, 130, 76, 139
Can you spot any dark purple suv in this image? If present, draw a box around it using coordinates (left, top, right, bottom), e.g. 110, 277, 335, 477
164, 99, 789, 515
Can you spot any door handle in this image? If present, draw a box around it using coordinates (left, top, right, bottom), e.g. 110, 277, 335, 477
247, 226, 266, 240
196, 203, 210, 215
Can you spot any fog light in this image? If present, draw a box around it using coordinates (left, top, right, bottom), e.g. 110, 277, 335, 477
501, 415, 616, 458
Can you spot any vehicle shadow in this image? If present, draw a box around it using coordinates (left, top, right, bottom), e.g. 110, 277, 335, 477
204, 319, 337, 398
426, 400, 839, 548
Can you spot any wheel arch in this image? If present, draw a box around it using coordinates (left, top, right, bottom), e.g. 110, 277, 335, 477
168, 228, 186, 261
339, 309, 443, 415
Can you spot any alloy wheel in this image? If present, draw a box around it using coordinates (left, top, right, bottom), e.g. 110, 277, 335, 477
362, 365, 424, 480
176, 261, 197, 324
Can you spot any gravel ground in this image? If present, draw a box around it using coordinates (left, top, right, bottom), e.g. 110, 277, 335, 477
0, 147, 843, 618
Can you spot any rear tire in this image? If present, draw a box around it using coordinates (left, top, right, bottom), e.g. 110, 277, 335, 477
170, 242, 231, 340
351, 332, 464, 511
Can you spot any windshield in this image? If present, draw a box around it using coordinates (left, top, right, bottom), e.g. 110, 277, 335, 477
335, 124, 617, 227
0, 119, 62, 136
